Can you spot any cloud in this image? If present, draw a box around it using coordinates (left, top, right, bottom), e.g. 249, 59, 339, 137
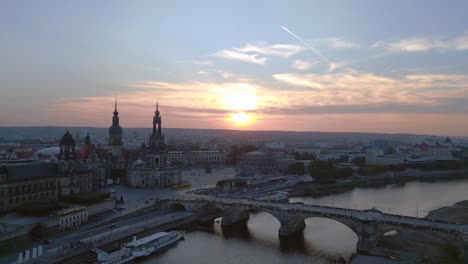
177, 60, 214, 65
214, 69, 235, 79
197, 71, 209, 75
272, 72, 468, 107
192, 60, 214, 65
373, 34, 468, 52
214, 49, 267, 64
235, 43, 304, 57
291, 60, 315, 71
315, 37, 359, 48
213, 42, 304, 64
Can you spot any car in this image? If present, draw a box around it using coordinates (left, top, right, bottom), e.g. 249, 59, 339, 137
109, 189, 116, 193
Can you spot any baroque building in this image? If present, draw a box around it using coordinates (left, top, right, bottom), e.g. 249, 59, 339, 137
57, 131, 94, 196
0, 131, 97, 212
127, 104, 182, 187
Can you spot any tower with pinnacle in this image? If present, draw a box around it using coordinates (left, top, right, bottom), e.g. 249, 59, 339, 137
149, 102, 166, 153
108, 96, 123, 157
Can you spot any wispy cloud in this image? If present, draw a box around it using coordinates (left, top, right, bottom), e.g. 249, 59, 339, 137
272, 72, 468, 106
234, 43, 304, 57
213, 42, 303, 64
192, 60, 214, 65
291, 60, 316, 71
315, 37, 359, 49
214, 49, 267, 64
214, 69, 235, 79
373, 34, 468, 52
177, 60, 214, 65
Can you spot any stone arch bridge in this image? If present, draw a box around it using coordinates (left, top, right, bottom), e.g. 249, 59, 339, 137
160, 196, 468, 252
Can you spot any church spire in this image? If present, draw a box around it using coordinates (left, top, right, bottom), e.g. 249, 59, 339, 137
114, 94, 118, 114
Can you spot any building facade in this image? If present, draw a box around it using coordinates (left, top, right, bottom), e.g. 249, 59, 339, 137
239, 150, 295, 175
0, 161, 58, 212
166, 150, 226, 167
58, 207, 88, 231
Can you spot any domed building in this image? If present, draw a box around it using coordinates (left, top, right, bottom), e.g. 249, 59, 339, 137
57, 131, 94, 195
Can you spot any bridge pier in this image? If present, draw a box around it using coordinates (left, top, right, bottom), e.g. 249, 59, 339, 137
355, 222, 382, 253
221, 209, 249, 226
278, 217, 305, 237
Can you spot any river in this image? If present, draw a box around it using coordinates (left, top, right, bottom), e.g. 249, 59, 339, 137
141, 178, 468, 263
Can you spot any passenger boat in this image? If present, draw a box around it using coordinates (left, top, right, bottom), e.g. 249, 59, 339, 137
93, 231, 184, 264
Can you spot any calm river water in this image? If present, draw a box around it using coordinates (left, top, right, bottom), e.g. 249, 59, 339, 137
141, 179, 468, 264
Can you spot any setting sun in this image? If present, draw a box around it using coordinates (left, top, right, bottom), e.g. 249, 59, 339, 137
229, 112, 254, 126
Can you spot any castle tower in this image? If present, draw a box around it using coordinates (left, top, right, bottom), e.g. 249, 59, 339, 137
109, 96, 123, 157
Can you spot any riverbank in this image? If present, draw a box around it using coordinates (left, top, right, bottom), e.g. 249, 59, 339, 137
290, 169, 468, 198
350, 200, 468, 264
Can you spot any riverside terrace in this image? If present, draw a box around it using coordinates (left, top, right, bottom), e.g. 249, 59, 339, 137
160, 196, 468, 253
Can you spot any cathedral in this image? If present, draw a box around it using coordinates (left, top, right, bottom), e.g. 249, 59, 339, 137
126, 103, 182, 187
105, 100, 225, 188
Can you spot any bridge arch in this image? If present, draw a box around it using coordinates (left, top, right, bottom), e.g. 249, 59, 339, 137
167, 202, 188, 212
303, 216, 359, 255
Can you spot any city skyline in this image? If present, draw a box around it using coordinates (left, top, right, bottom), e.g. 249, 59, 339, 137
2, 1, 468, 136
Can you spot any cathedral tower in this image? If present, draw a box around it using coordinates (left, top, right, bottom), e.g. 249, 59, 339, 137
109, 96, 123, 157
149, 102, 166, 153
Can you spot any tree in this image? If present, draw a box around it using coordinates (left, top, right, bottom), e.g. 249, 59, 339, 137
385, 146, 396, 154
227, 144, 258, 165
309, 160, 353, 184
351, 156, 366, 166
287, 162, 305, 175
30, 223, 47, 240
191, 144, 200, 151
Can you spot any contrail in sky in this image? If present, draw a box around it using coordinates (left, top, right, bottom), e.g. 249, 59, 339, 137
281, 25, 336, 71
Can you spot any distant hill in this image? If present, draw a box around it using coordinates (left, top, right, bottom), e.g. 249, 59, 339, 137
0, 126, 461, 145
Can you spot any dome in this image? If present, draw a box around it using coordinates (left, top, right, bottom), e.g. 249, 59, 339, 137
36, 147, 60, 156
60, 131, 75, 146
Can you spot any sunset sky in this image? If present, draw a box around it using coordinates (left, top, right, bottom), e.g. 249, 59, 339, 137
2, 1, 468, 135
